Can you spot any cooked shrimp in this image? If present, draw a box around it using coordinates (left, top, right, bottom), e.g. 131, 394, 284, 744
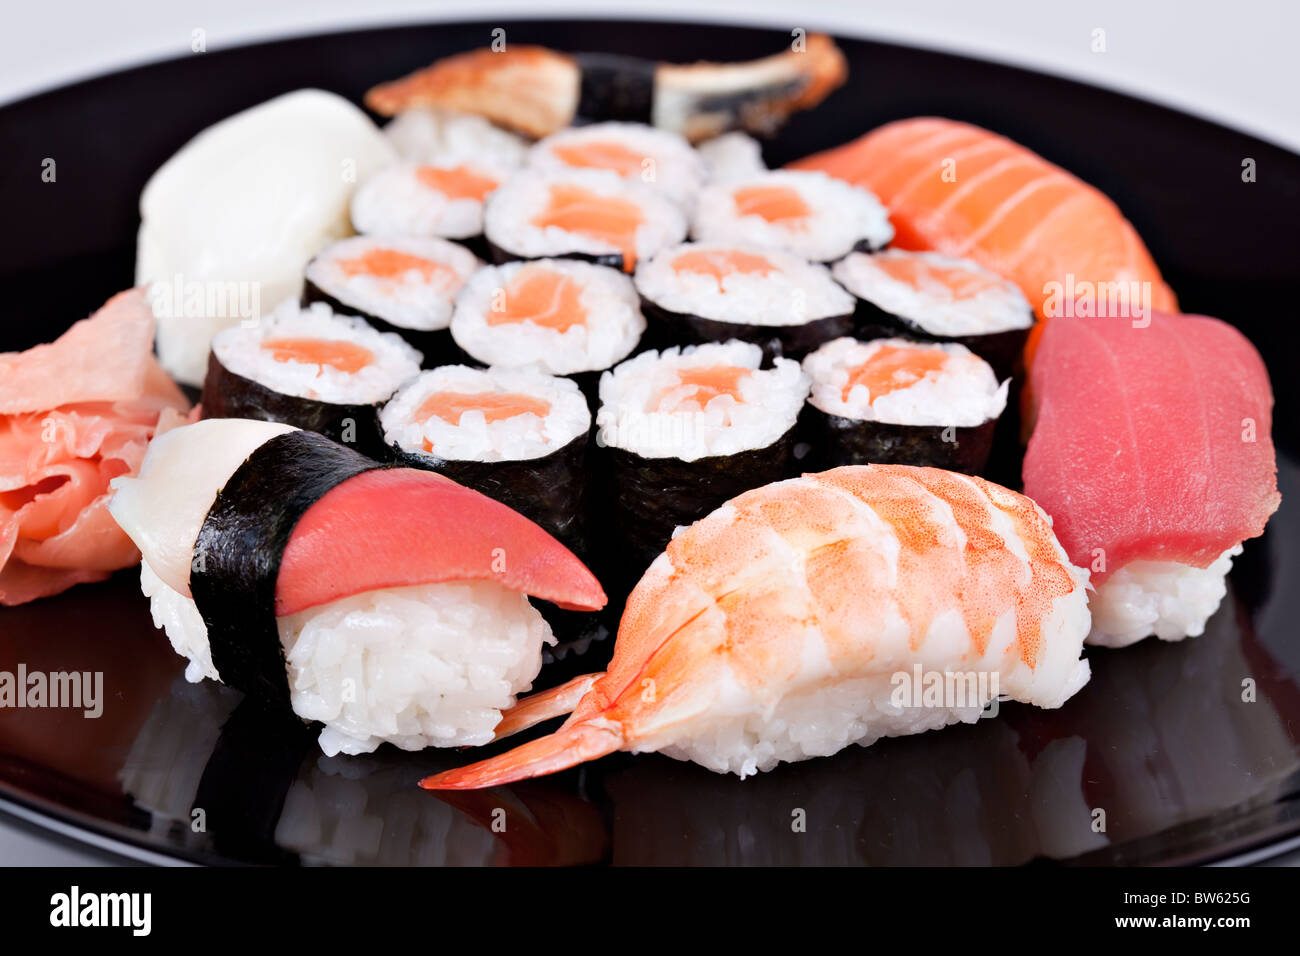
422, 464, 1091, 788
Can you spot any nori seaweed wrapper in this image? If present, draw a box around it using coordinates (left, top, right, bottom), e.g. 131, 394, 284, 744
641, 296, 854, 364
603, 425, 798, 580
485, 237, 629, 273
573, 53, 656, 125
200, 350, 389, 459
390, 431, 593, 559
301, 279, 471, 368
799, 403, 999, 476
191, 431, 384, 707
852, 299, 1032, 381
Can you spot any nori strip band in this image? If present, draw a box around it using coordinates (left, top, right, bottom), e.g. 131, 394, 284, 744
800, 404, 998, 476
573, 53, 657, 125
605, 425, 797, 574
851, 299, 1032, 381
485, 237, 628, 273
201, 350, 389, 459
191, 430, 385, 706
640, 296, 854, 363
390, 431, 592, 558
301, 280, 471, 367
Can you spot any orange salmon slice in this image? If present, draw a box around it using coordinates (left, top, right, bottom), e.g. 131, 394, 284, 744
551, 141, 648, 176
336, 248, 458, 283
654, 365, 751, 410
843, 344, 947, 401
261, 337, 375, 374
733, 184, 811, 223
531, 184, 644, 271
488, 266, 588, 332
417, 390, 553, 427
874, 255, 1002, 299
415, 164, 499, 201
671, 249, 778, 286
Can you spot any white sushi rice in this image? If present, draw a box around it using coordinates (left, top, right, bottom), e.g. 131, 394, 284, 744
483, 168, 688, 265
634, 482, 1092, 777
635, 241, 856, 327
306, 235, 479, 331
696, 131, 767, 183
140, 566, 555, 756
692, 169, 894, 262
380, 365, 591, 462
803, 337, 1008, 427
382, 108, 530, 167
832, 250, 1033, 337
597, 340, 810, 460
212, 300, 421, 405
350, 161, 513, 239
451, 258, 646, 374
1087, 545, 1242, 648
527, 122, 706, 206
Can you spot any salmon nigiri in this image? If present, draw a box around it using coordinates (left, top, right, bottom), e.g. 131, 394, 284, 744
421, 464, 1091, 788
791, 117, 1177, 357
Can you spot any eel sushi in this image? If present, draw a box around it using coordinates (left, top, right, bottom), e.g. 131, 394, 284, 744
381, 108, 530, 168
201, 300, 421, 456
107, 418, 606, 756
380, 366, 593, 555
691, 170, 893, 262
1022, 310, 1280, 647
302, 235, 479, 364
365, 34, 847, 142
596, 341, 809, 570
349, 161, 511, 257
832, 249, 1034, 379
420, 464, 1092, 787
791, 117, 1177, 358
483, 168, 687, 273
450, 258, 646, 400
801, 337, 1007, 475
635, 241, 857, 360
525, 122, 705, 207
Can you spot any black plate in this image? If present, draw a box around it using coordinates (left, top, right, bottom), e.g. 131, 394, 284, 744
2, 18, 1298, 866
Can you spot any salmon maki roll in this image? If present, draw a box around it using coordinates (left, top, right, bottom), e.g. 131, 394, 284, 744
201, 300, 421, 456
525, 121, 705, 207
302, 235, 479, 365
634, 241, 857, 361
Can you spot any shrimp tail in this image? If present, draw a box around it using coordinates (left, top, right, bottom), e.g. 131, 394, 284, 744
421, 721, 623, 790
492, 673, 602, 741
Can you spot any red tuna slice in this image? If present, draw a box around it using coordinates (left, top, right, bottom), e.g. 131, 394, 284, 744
275, 467, 607, 616
1022, 310, 1279, 584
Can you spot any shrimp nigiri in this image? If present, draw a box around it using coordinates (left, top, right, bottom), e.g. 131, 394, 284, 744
422, 465, 1092, 788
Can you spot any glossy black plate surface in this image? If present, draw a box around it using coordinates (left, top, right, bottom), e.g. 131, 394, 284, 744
1, 18, 1298, 866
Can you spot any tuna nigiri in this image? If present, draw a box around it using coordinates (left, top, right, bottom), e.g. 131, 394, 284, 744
421, 464, 1092, 788
108, 418, 606, 756
1022, 311, 1280, 647
791, 117, 1177, 356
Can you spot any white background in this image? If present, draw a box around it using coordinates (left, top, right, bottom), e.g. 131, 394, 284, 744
2, 0, 1299, 150
1, 0, 1297, 865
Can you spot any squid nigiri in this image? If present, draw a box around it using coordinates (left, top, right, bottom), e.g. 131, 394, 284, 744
422, 464, 1092, 787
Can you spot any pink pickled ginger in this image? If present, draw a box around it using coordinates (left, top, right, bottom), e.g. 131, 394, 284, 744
0, 289, 190, 605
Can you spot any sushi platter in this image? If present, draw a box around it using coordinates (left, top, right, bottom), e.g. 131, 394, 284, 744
0, 18, 1298, 867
